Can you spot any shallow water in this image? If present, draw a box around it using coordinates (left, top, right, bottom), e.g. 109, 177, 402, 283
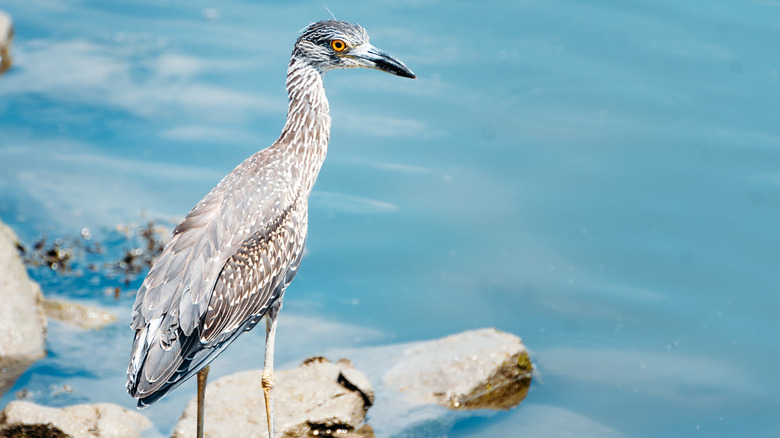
1, 0, 779, 436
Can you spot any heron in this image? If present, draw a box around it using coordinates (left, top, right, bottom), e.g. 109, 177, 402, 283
126, 20, 415, 438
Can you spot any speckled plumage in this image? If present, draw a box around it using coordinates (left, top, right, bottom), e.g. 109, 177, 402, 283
126, 20, 414, 434
127, 54, 328, 405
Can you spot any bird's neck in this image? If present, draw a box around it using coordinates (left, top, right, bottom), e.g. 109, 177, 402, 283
275, 59, 331, 196
280, 58, 331, 143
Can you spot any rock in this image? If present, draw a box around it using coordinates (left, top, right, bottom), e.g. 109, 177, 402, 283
173, 357, 373, 438
0, 222, 47, 397
327, 328, 532, 437
41, 298, 118, 330
0, 400, 152, 438
0, 10, 12, 75
336, 359, 375, 407
383, 328, 532, 410
170, 329, 531, 437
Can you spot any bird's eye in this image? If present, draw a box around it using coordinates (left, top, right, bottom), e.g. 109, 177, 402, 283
330, 39, 347, 52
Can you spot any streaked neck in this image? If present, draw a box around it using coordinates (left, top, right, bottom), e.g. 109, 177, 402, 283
281, 58, 331, 139
276, 58, 331, 197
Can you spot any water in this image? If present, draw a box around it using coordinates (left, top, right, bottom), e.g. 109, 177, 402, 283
1, 0, 779, 436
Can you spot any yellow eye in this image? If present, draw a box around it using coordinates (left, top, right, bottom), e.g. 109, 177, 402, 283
330, 39, 347, 52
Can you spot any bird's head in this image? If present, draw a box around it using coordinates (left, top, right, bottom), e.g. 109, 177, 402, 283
292, 20, 415, 79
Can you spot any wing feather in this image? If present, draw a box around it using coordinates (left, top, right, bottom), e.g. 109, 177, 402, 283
200, 202, 305, 344
127, 144, 310, 405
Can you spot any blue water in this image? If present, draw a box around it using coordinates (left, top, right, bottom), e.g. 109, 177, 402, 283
1, 0, 779, 436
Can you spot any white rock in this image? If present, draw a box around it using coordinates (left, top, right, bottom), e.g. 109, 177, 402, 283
0, 400, 152, 438
383, 328, 532, 409
173, 357, 373, 438
42, 298, 118, 330
0, 10, 12, 75
0, 222, 47, 396
328, 328, 533, 437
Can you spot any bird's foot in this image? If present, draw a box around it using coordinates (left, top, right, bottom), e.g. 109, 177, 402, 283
261, 370, 275, 437
261, 370, 274, 394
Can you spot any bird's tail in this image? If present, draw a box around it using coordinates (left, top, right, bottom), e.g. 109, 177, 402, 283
126, 313, 264, 408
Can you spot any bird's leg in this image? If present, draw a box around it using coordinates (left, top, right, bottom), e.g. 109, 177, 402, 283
262, 302, 281, 438
196, 365, 209, 438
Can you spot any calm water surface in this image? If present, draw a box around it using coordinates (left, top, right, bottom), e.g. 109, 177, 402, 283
0, 0, 778, 436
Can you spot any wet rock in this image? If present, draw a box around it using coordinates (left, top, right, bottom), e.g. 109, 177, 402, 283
383, 328, 532, 410
173, 357, 373, 438
171, 329, 530, 437
328, 328, 532, 437
41, 298, 118, 330
0, 11, 12, 75
0, 400, 151, 438
0, 223, 47, 397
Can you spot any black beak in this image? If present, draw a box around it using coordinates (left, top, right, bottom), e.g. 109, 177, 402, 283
351, 44, 416, 79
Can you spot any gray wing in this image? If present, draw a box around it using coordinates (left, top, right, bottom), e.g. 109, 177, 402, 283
202, 200, 306, 344
126, 147, 307, 405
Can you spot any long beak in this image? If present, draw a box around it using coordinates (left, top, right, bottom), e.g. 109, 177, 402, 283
348, 43, 416, 79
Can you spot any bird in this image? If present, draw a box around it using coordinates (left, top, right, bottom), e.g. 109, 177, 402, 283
126, 20, 415, 438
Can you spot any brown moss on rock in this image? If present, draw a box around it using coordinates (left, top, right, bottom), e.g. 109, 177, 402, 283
451, 349, 533, 410
0, 424, 71, 438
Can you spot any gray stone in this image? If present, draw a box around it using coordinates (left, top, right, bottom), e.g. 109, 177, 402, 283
327, 328, 533, 437
0, 400, 152, 438
171, 329, 531, 437
172, 357, 373, 438
0, 10, 12, 75
383, 328, 532, 410
336, 358, 375, 407
41, 298, 118, 330
0, 222, 47, 397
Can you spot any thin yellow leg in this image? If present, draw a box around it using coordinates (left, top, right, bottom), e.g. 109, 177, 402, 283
262, 305, 280, 438
197, 365, 210, 438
